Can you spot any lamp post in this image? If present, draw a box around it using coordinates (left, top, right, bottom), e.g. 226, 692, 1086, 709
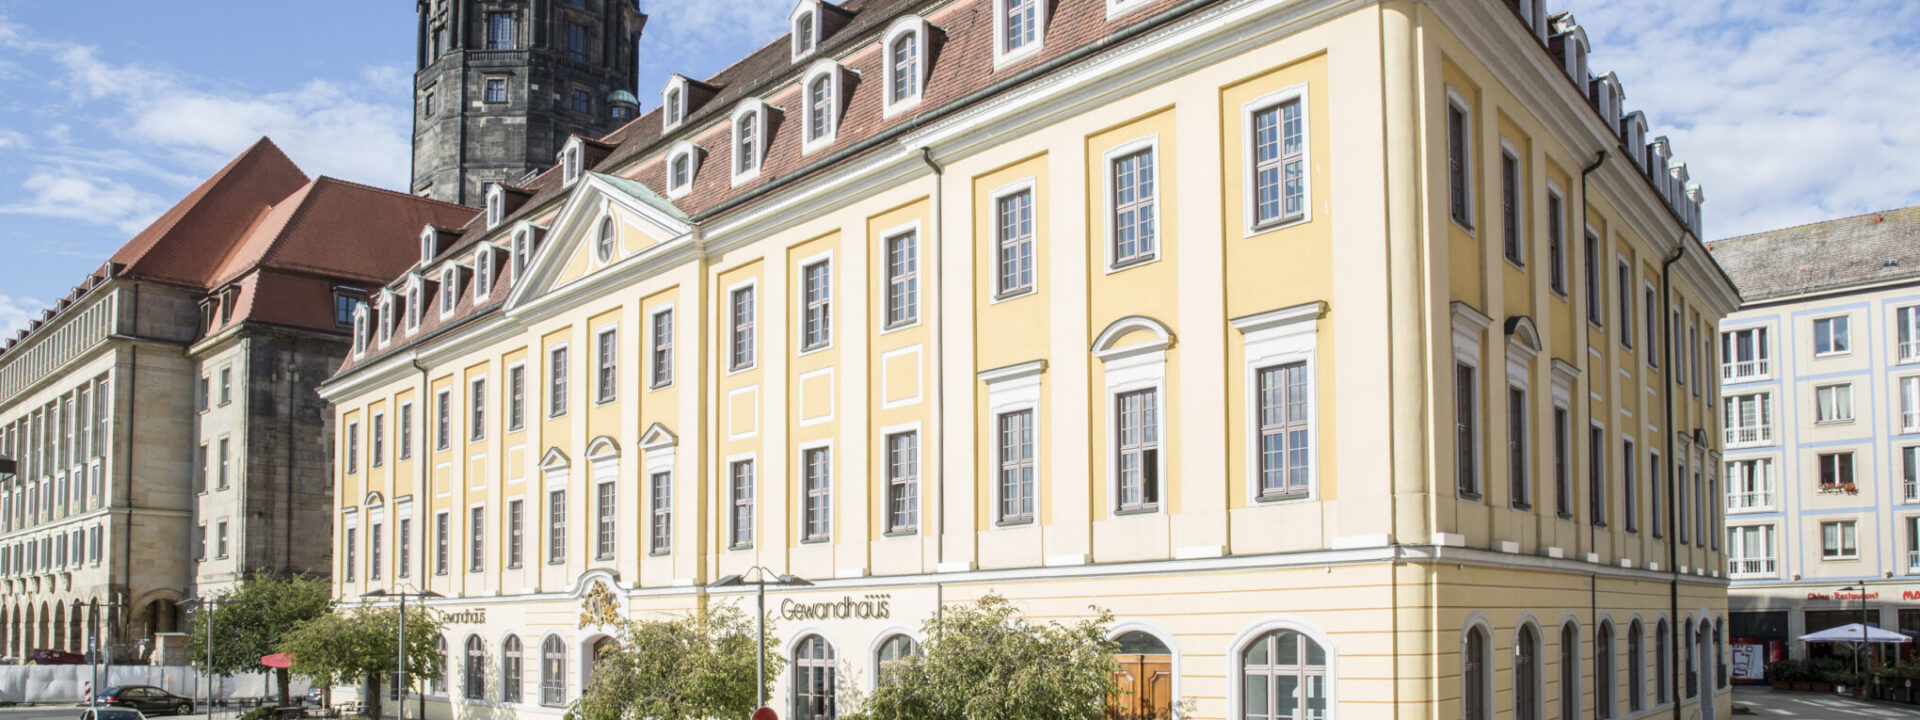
72, 599, 124, 713
362, 586, 442, 720
707, 567, 813, 710
177, 597, 232, 720
1838, 585, 1871, 675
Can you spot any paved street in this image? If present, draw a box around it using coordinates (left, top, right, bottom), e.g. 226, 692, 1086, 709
1736, 685, 1920, 719
0, 707, 252, 720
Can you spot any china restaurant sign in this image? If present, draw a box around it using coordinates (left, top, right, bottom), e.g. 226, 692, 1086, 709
779, 594, 893, 621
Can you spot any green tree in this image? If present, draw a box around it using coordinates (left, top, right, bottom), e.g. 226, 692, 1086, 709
571, 602, 786, 720
280, 603, 445, 719
846, 594, 1119, 720
186, 574, 332, 706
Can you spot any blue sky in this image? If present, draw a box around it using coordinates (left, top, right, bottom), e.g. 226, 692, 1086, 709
0, 0, 1916, 337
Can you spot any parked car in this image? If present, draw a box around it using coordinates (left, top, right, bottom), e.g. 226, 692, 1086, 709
87, 686, 194, 716
304, 688, 325, 706
79, 709, 146, 720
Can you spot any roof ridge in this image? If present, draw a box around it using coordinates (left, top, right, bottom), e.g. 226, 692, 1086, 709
1711, 203, 1920, 245
311, 175, 479, 213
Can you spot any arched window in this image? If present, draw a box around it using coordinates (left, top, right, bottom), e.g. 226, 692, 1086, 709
1627, 620, 1644, 712
1595, 621, 1613, 719
1559, 622, 1579, 720
511, 230, 531, 281
464, 635, 486, 700
735, 111, 760, 176
1655, 619, 1670, 704
541, 635, 567, 706
875, 633, 920, 683
890, 34, 918, 103
596, 217, 616, 263
792, 635, 836, 720
1241, 629, 1326, 720
502, 635, 523, 703
807, 75, 834, 142
1462, 625, 1489, 720
590, 636, 620, 687
1112, 631, 1173, 720
1515, 623, 1540, 720
1715, 618, 1727, 689
1684, 619, 1697, 699
431, 635, 448, 694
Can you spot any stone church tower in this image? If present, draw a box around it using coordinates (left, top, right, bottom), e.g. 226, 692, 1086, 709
411, 0, 646, 206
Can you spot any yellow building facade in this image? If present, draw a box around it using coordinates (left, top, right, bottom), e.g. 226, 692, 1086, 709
318, 1, 1740, 719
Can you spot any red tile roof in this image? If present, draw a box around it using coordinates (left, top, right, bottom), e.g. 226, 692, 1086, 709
110, 137, 310, 288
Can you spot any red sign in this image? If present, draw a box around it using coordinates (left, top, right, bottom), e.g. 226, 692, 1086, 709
1807, 591, 1878, 601
752, 708, 778, 720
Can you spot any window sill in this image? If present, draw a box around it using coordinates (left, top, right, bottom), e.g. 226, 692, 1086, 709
649, 549, 670, 557
1105, 254, 1159, 275
883, 528, 918, 538
594, 396, 617, 407
1256, 491, 1310, 504
996, 517, 1035, 528
727, 362, 758, 376
1509, 501, 1532, 511
880, 318, 922, 336
1449, 216, 1475, 234
800, 536, 831, 545
649, 381, 675, 392
991, 287, 1036, 305
1457, 490, 1482, 501
1813, 419, 1854, 426
797, 341, 833, 357
1813, 351, 1851, 359
1247, 214, 1308, 239
728, 544, 755, 552
1502, 255, 1526, 271
1114, 506, 1160, 517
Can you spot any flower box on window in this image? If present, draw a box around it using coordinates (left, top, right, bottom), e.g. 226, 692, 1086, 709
1817, 483, 1859, 496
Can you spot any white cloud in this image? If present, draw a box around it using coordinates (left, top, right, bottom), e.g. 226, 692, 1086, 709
0, 168, 168, 234
0, 295, 46, 340
637, 0, 791, 80
1557, 0, 1920, 238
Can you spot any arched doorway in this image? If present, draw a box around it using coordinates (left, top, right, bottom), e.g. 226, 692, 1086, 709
1109, 631, 1173, 720
1697, 622, 1716, 720
587, 636, 619, 689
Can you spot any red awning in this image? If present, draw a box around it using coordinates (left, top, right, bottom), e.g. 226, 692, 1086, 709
260, 653, 293, 669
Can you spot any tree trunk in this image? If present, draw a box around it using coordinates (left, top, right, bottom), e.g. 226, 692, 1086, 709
276, 668, 290, 707
365, 673, 382, 719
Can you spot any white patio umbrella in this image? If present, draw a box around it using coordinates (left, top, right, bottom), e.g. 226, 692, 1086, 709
1798, 623, 1912, 644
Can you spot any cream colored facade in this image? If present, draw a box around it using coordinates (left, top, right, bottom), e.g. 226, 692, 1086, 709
320, 1, 1740, 719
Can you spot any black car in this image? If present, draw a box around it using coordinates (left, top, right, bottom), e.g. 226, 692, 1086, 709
89, 686, 194, 716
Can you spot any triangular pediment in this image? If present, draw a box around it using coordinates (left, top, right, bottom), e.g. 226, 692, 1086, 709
506, 173, 693, 311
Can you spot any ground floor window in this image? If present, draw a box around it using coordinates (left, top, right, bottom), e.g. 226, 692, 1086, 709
1241, 629, 1328, 720
793, 634, 837, 720
502, 635, 523, 703
541, 636, 567, 706
1111, 631, 1174, 720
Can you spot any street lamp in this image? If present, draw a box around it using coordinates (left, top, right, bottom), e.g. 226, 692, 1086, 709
177, 597, 233, 720
1837, 585, 1872, 675
72, 599, 125, 712
707, 567, 813, 710
362, 586, 442, 720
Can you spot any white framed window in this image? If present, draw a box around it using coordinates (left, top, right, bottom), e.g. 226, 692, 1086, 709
1722, 392, 1772, 447
981, 360, 1043, 526
486, 184, 505, 228
378, 296, 395, 344
1616, 258, 1633, 348
592, 454, 617, 560
1621, 437, 1637, 532
800, 442, 832, 542
398, 401, 414, 460
728, 456, 756, 548
1589, 422, 1607, 527
435, 389, 451, 451
594, 216, 617, 264
1814, 315, 1850, 356
1821, 520, 1858, 559
1726, 458, 1774, 512
882, 224, 919, 330
665, 141, 701, 199
511, 228, 532, 282
884, 429, 919, 535
549, 343, 570, 417
1584, 228, 1603, 326
650, 306, 675, 388
1244, 85, 1309, 234
1499, 142, 1523, 265
1902, 376, 1920, 432
1451, 302, 1491, 499
730, 101, 768, 185
1721, 326, 1769, 380
468, 504, 485, 572
1815, 383, 1854, 423
344, 421, 360, 475
1818, 451, 1855, 490
1897, 306, 1920, 363
799, 255, 832, 352
728, 281, 757, 372
473, 248, 493, 299
405, 279, 423, 331
440, 267, 458, 317
800, 61, 843, 153
371, 412, 386, 468
1444, 87, 1474, 230
595, 326, 618, 404
1094, 318, 1171, 516
991, 179, 1037, 299
1234, 302, 1322, 503
420, 227, 439, 264
1106, 0, 1149, 18
1104, 136, 1160, 270
661, 79, 686, 131
790, 2, 819, 61
506, 363, 525, 432
992, 0, 1044, 67
352, 305, 368, 357
881, 17, 930, 116
469, 377, 487, 443
559, 140, 583, 184
1644, 284, 1659, 364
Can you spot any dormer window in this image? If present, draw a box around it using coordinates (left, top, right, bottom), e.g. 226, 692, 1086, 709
994, 0, 1044, 67
595, 217, 617, 263
485, 185, 505, 228
560, 141, 583, 184
511, 229, 532, 282
378, 297, 395, 344
731, 101, 768, 185
801, 62, 842, 153
473, 249, 493, 299
664, 85, 683, 129
405, 279, 423, 330
666, 141, 701, 199
882, 17, 929, 116
439, 268, 459, 317
352, 306, 368, 356
791, 5, 818, 60
420, 227, 438, 264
